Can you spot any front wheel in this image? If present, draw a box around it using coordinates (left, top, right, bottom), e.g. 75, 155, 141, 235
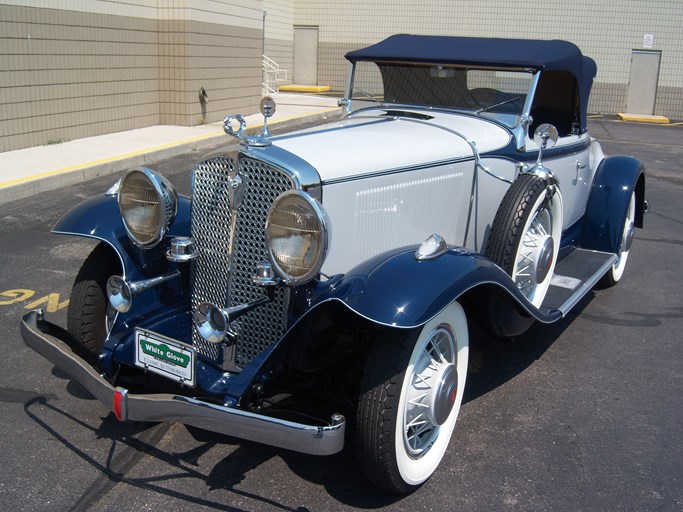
67, 242, 121, 353
356, 301, 469, 493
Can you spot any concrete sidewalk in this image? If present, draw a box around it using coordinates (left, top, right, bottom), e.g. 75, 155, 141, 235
0, 93, 341, 205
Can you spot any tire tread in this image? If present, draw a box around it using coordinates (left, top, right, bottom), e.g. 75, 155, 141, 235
66, 243, 119, 352
485, 174, 547, 274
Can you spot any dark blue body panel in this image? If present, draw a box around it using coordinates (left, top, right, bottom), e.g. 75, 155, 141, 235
52, 193, 192, 281
315, 246, 561, 328
46, 194, 239, 394
580, 156, 645, 253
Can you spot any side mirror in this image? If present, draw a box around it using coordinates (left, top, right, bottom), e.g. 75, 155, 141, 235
534, 123, 558, 151
528, 123, 560, 186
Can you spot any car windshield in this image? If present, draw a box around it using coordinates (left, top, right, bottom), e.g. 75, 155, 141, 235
350, 61, 533, 126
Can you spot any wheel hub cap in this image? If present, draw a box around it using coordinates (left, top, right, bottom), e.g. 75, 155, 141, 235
430, 364, 458, 426
622, 220, 635, 254
532, 236, 554, 284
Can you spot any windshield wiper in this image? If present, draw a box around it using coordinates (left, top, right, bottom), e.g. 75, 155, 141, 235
353, 87, 382, 103
474, 96, 521, 114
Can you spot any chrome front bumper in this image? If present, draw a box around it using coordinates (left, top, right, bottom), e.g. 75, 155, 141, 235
20, 310, 345, 456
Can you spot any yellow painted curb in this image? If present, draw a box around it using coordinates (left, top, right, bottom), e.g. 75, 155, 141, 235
279, 85, 331, 93
617, 113, 670, 124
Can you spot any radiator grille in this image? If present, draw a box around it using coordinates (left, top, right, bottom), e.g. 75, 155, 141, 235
190, 155, 293, 369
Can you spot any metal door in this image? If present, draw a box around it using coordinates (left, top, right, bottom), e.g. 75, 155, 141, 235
293, 26, 319, 85
625, 50, 661, 114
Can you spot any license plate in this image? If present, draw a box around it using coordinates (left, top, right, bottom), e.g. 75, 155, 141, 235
135, 329, 195, 387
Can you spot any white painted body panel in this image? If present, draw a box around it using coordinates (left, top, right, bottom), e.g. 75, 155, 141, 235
273, 109, 511, 182
270, 108, 599, 275
321, 160, 473, 275
273, 109, 516, 275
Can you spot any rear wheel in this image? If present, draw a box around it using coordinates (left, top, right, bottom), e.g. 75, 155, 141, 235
485, 174, 563, 307
356, 301, 469, 493
67, 243, 121, 353
601, 191, 636, 286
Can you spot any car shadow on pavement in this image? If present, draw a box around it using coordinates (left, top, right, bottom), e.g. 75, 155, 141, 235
464, 294, 592, 404
20, 294, 593, 510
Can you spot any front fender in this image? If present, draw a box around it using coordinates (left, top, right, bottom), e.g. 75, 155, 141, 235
580, 155, 645, 253
314, 246, 562, 329
52, 193, 191, 280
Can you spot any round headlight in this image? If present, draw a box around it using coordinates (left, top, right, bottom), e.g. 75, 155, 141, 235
265, 191, 328, 284
118, 168, 177, 248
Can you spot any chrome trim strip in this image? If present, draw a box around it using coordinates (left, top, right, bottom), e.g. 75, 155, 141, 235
322, 155, 475, 185
20, 311, 345, 456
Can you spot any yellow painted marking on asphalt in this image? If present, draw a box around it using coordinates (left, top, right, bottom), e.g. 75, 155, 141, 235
24, 293, 69, 313
0, 108, 340, 190
0, 289, 35, 305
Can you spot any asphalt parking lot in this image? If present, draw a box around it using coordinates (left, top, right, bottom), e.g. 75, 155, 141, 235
0, 117, 681, 511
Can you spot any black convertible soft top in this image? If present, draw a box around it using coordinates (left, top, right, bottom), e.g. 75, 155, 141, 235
346, 34, 597, 130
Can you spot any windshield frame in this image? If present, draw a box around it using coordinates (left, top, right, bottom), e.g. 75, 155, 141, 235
343, 61, 538, 129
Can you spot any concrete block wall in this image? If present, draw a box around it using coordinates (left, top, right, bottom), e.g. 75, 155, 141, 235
0, 0, 265, 152
264, 0, 294, 87
1, 0, 681, 154
0, 1, 160, 152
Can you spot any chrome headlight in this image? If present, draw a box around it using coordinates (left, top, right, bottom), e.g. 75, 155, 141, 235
265, 190, 328, 284
118, 168, 177, 248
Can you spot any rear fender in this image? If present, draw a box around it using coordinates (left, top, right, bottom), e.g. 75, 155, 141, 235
580, 156, 645, 253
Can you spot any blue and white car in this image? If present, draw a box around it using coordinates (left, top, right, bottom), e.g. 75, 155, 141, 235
22, 35, 646, 493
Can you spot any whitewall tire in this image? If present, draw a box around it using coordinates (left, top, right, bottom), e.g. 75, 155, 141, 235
485, 174, 563, 308
602, 191, 636, 286
356, 301, 469, 493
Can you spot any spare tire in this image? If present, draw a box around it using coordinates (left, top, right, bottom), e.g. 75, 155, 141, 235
485, 174, 563, 308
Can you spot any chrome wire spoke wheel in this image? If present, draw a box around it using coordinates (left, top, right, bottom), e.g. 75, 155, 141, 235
403, 326, 456, 456
485, 174, 563, 309
512, 202, 557, 305
357, 301, 469, 493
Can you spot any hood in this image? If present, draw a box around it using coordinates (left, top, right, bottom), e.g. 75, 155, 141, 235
272, 108, 512, 182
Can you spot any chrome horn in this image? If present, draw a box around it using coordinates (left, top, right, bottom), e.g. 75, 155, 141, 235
194, 296, 271, 344
106, 270, 180, 313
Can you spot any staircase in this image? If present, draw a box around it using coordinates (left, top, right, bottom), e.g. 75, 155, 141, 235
263, 55, 287, 96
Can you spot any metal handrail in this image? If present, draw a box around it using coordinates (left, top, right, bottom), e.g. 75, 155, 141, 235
262, 55, 288, 96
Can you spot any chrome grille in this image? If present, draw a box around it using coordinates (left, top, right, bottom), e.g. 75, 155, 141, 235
190, 155, 293, 369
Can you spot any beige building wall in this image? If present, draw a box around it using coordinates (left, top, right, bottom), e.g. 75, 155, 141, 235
264, 0, 294, 86
0, 0, 265, 152
294, 0, 683, 120
1, 1, 681, 153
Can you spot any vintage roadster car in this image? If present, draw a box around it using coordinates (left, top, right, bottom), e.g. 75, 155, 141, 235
22, 35, 646, 493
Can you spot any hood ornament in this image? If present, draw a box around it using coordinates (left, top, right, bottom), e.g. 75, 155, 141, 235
223, 96, 277, 147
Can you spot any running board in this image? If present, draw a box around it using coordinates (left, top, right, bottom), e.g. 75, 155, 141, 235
542, 248, 618, 316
